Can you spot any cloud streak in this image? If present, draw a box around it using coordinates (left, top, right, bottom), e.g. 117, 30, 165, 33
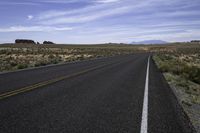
36, 0, 154, 24
0, 26, 73, 32
37, 0, 126, 20
39, 6, 133, 25
95, 0, 121, 3
27, 15, 34, 20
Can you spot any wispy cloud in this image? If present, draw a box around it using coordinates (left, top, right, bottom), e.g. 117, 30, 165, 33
0, 1, 39, 5
27, 15, 34, 20
0, 0, 81, 5
0, 0, 121, 6
41, 0, 121, 4
40, 0, 85, 4
0, 26, 73, 32
37, 1, 124, 20
39, 6, 133, 25
95, 0, 121, 3
36, 0, 152, 24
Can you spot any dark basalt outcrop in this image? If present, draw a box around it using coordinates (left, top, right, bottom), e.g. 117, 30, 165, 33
191, 40, 200, 43
43, 41, 55, 44
15, 39, 35, 44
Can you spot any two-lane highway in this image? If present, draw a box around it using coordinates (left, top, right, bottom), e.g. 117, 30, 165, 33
0, 54, 194, 133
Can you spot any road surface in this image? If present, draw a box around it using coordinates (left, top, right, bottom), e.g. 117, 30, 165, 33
0, 54, 195, 133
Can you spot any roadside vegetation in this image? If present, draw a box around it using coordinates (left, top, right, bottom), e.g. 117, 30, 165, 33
0, 44, 149, 72
0, 42, 199, 73
153, 45, 200, 131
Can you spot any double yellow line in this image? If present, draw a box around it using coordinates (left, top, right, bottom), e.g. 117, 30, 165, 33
0, 62, 114, 100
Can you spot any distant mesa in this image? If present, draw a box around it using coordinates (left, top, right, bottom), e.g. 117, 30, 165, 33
191, 40, 200, 43
131, 40, 168, 44
14, 39, 55, 45
15, 39, 36, 44
43, 41, 55, 44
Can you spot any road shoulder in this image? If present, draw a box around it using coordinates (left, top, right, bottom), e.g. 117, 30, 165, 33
152, 56, 198, 133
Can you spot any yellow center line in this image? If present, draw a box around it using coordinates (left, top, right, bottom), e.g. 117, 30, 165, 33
0, 62, 116, 100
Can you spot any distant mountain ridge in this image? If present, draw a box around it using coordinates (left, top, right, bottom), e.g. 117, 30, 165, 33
131, 40, 168, 44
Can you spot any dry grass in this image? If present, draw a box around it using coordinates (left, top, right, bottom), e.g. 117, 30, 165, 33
0, 42, 199, 73
0, 44, 147, 72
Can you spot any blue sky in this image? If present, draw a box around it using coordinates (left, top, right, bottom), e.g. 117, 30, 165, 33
0, 0, 200, 44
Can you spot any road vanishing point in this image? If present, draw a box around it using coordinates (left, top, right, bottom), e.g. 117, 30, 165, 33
0, 54, 195, 133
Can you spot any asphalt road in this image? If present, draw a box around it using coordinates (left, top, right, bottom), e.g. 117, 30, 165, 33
0, 54, 195, 133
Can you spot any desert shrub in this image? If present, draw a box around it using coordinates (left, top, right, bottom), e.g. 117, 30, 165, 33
170, 62, 185, 75
155, 54, 200, 84
17, 64, 28, 69
76, 55, 85, 61
35, 62, 46, 67
159, 63, 171, 72
182, 66, 200, 84
51, 59, 59, 64
0, 49, 8, 54
48, 54, 55, 59
10, 61, 17, 67
48, 55, 62, 64
176, 79, 189, 88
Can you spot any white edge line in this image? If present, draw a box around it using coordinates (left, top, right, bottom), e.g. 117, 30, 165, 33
140, 56, 150, 133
